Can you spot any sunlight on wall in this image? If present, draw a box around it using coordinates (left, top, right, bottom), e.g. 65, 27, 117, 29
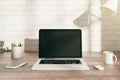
89, 0, 102, 52
81, 27, 90, 52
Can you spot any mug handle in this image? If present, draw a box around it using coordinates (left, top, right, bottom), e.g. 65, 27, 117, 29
113, 55, 117, 63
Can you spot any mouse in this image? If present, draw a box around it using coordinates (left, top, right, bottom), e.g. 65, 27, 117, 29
93, 65, 104, 70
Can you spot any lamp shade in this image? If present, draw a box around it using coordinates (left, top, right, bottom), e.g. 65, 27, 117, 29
102, 0, 118, 14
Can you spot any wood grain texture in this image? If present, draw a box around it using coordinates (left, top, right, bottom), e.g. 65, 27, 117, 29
0, 52, 120, 80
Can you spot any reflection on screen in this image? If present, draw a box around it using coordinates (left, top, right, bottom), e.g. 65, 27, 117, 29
39, 29, 82, 58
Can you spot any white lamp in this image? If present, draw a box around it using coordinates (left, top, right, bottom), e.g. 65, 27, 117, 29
101, 0, 118, 14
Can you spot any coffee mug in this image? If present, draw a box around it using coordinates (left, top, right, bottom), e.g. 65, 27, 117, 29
103, 51, 117, 64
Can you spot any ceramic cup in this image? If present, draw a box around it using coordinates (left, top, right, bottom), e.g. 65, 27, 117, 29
103, 51, 117, 64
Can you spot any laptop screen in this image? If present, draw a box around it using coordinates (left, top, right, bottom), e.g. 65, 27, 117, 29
39, 29, 82, 58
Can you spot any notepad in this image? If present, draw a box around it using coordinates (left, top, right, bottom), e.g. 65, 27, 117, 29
5, 62, 27, 69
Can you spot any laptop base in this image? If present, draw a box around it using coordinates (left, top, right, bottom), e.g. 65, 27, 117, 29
32, 58, 90, 70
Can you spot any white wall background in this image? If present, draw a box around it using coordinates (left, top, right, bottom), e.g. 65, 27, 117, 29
0, 0, 90, 52
0, 0, 120, 52
32, 0, 89, 35
32, 0, 90, 52
0, 0, 33, 48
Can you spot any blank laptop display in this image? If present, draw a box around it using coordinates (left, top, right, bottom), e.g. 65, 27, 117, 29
39, 29, 82, 58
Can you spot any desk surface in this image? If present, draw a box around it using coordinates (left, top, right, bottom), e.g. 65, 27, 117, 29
0, 52, 120, 80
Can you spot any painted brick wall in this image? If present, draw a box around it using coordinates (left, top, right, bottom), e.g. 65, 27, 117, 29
27, 0, 120, 51
0, 0, 120, 51
0, 0, 34, 48
0, 0, 90, 52
31, 0, 90, 52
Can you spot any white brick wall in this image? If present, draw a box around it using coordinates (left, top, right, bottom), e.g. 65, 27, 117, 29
0, 0, 29, 48
0, 0, 120, 51
32, 0, 90, 52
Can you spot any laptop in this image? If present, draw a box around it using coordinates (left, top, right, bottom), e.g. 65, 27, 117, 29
32, 29, 90, 70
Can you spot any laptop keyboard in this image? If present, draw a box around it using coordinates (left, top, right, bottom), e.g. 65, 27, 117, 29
39, 60, 81, 64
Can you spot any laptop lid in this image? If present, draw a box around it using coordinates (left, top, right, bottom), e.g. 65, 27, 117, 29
39, 29, 82, 58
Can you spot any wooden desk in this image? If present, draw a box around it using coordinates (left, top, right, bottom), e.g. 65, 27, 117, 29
0, 52, 120, 80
